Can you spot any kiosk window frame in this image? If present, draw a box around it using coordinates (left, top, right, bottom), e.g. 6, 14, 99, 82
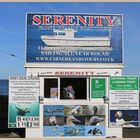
43, 77, 60, 100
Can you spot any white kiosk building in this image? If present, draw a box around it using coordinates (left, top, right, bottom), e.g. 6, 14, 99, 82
25, 13, 124, 138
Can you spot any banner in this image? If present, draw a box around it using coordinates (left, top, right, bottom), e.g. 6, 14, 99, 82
43, 105, 106, 137
26, 13, 123, 64
8, 76, 40, 128
109, 76, 139, 127
38, 69, 122, 76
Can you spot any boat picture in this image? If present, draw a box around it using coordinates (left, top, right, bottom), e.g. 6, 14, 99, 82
41, 29, 111, 47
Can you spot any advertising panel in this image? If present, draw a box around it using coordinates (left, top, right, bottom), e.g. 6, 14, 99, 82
109, 76, 139, 127
26, 13, 123, 64
43, 105, 106, 137
8, 76, 40, 128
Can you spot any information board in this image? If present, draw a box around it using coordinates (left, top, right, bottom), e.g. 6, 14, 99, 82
109, 76, 139, 127
8, 76, 40, 128
91, 78, 106, 98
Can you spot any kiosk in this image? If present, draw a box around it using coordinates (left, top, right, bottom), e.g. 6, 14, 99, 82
25, 13, 124, 138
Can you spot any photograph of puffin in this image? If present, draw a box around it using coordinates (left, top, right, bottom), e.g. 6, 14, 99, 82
44, 116, 65, 126
115, 111, 136, 126
110, 110, 138, 127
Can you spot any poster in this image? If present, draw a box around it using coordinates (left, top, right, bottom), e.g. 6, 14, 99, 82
109, 76, 139, 127
43, 105, 106, 137
26, 14, 123, 64
8, 76, 40, 128
90, 78, 106, 98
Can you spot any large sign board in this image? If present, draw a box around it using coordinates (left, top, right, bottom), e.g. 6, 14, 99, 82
26, 13, 123, 63
109, 76, 139, 127
8, 76, 40, 128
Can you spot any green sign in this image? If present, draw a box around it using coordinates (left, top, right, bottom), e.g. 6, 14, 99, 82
91, 78, 106, 98
110, 76, 138, 90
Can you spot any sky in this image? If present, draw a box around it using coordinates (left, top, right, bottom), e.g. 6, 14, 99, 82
0, 2, 140, 78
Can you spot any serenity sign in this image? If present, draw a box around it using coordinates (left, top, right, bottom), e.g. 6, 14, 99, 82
26, 13, 123, 63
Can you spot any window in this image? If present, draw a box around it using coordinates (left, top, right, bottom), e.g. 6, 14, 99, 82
44, 78, 59, 99
60, 78, 87, 100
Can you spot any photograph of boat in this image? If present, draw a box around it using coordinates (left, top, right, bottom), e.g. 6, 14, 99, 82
41, 29, 111, 47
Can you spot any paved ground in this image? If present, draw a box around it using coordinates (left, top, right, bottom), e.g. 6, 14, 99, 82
0, 132, 21, 138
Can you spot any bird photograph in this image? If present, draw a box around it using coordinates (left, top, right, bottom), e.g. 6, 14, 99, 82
87, 128, 102, 136
85, 116, 105, 126
85, 105, 105, 116
65, 116, 85, 126
64, 126, 85, 136
43, 116, 65, 126
49, 116, 59, 126
43, 125, 64, 137
114, 110, 138, 127
65, 105, 85, 116
44, 105, 64, 116
110, 110, 138, 127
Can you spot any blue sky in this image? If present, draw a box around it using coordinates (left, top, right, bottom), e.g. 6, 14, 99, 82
0, 2, 140, 78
